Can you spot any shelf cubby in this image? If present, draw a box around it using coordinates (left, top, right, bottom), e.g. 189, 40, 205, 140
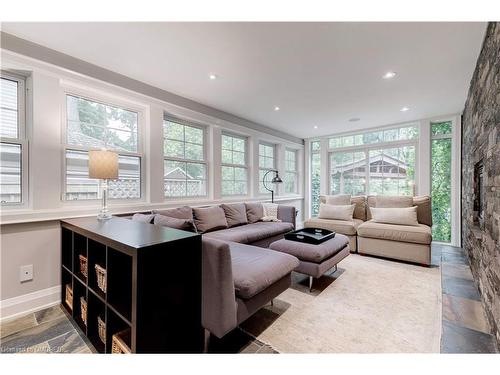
72, 277, 88, 334
87, 291, 106, 353
106, 308, 131, 353
107, 247, 132, 321
61, 267, 73, 315
73, 233, 88, 284
88, 239, 106, 299
61, 228, 73, 271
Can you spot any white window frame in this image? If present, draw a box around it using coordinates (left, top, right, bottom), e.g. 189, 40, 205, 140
1, 71, 28, 207
430, 119, 456, 245
327, 125, 419, 196
220, 132, 248, 197
61, 90, 145, 202
258, 141, 276, 195
163, 115, 208, 199
285, 148, 298, 194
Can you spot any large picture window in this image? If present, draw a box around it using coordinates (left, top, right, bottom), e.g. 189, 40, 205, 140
163, 117, 207, 197
431, 121, 452, 242
328, 125, 418, 198
221, 133, 247, 196
284, 148, 298, 194
259, 142, 276, 194
64, 94, 141, 200
1, 73, 26, 205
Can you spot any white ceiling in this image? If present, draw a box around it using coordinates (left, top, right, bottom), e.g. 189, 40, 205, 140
2, 22, 486, 139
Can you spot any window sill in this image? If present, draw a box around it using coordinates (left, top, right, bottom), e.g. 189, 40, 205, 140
0, 196, 304, 225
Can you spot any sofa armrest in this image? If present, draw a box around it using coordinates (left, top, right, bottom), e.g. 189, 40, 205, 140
278, 205, 296, 228
202, 238, 238, 338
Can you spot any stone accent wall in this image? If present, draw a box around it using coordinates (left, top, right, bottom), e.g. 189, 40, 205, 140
462, 22, 500, 345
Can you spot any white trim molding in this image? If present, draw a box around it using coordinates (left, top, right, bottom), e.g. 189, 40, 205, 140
0, 285, 60, 322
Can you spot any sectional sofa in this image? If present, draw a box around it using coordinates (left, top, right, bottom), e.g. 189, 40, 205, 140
304, 195, 433, 265
130, 202, 299, 338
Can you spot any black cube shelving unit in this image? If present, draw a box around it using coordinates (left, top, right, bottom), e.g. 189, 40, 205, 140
61, 216, 203, 353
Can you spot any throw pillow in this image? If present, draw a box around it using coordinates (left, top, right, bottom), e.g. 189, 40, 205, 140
131, 213, 155, 224
153, 214, 197, 232
192, 206, 228, 233
370, 206, 419, 226
245, 202, 264, 223
262, 203, 281, 222
375, 195, 413, 208
318, 203, 356, 221
220, 203, 248, 228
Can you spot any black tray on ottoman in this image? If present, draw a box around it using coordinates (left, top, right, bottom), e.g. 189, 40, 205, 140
284, 228, 336, 244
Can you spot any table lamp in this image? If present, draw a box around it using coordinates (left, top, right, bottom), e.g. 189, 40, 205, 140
89, 149, 118, 220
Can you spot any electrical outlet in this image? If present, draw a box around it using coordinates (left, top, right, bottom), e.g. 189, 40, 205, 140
20, 264, 33, 282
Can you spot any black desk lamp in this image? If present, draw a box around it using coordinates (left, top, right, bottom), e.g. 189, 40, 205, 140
262, 169, 283, 203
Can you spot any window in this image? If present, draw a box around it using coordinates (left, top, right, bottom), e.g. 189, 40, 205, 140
328, 125, 418, 197
284, 148, 298, 194
221, 133, 247, 196
259, 142, 276, 194
163, 117, 206, 197
1, 73, 26, 205
431, 121, 452, 242
329, 125, 418, 149
310, 141, 321, 216
64, 94, 141, 200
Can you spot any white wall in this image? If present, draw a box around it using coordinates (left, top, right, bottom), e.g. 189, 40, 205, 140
0, 50, 304, 319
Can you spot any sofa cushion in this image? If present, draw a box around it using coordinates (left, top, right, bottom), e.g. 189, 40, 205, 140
152, 206, 193, 220
413, 195, 432, 226
371, 206, 419, 226
375, 195, 414, 208
229, 242, 299, 299
131, 213, 155, 224
270, 234, 349, 263
154, 214, 196, 232
304, 217, 363, 236
221, 203, 248, 228
245, 203, 263, 223
357, 220, 432, 244
318, 203, 355, 221
351, 195, 367, 221
204, 221, 294, 244
324, 194, 351, 205
193, 206, 228, 233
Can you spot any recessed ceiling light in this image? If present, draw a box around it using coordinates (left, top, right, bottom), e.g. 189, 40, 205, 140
209, 74, 217, 80
313, 125, 318, 129
349, 117, 360, 122
274, 106, 280, 111
383, 71, 397, 79
400, 106, 410, 112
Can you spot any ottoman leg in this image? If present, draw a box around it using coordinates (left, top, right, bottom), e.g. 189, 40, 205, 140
309, 276, 313, 292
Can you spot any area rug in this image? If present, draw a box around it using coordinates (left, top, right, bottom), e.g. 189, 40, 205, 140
241, 254, 442, 353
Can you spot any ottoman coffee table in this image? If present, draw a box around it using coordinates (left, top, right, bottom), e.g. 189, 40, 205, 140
269, 234, 350, 291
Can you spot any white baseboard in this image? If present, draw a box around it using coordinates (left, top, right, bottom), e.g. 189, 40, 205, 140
0, 286, 61, 322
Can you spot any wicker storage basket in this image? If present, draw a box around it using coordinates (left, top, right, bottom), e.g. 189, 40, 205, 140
95, 264, 107, 293
65, 284, 73, 310
97, 316, 106, 344
79, 254, 88, 278
80, 297, 87, 325
111, 329, 131, 354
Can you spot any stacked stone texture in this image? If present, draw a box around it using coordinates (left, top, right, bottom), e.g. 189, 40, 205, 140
462, 22, 500, 345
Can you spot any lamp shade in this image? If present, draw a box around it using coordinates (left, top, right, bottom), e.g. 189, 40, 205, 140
88, 150, 118, 179
271, 173, 283, 184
